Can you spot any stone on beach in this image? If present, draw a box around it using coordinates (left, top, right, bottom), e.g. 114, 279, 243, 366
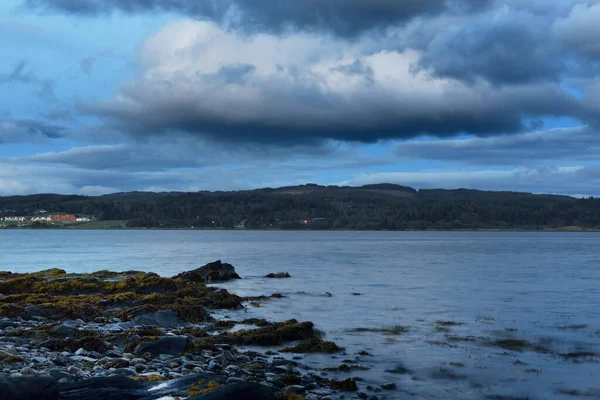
134, 336, 190, 357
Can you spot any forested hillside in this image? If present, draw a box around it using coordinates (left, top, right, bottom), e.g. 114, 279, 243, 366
1, 184, 599, 230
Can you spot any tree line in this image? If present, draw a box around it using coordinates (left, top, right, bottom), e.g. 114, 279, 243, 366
1, 184, 599, 230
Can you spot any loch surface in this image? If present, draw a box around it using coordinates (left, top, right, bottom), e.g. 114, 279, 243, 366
1, 230, 599, 399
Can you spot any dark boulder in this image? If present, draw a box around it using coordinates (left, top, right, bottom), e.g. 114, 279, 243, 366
50, 324, 77, 338
0, 375, 59, 400
59, 375, 145, 400
264, 272, 291, 279
189, 382, 277, 400
134, 336, 189, 357
174, 260, 241, 283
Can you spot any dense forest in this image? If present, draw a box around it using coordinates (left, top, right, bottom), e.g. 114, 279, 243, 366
1, 184, 599, 230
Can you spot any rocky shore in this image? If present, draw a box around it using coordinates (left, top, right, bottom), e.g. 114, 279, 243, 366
0, 261, 390, 400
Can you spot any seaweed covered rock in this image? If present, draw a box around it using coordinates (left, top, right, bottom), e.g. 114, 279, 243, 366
0, 266, 242, 323
174, 260, 241, 283
193, 319, 322, 349
280, 338, 344, 353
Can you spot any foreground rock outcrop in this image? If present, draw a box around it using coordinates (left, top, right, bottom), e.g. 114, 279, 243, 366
174, 260, 241, 283
0, 262, 384, 399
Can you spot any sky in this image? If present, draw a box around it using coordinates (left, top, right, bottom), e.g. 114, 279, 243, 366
0, 0, 599, 196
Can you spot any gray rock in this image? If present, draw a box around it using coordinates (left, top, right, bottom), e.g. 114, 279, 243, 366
227, 376, 246, 384
0, 337, 26, 345
0, 321, 21, 329
111, 368, 137, 377
75, 348, 88, 356
49, 324, 76, 338
105, 350, 123, 358
48, 369, 72, 381
88, 351, 103, 359
207, 360, 222, 371
134, 336, 189, 357
285, 385, 307, 394
131, 310, 182, 327
21, 367, 36, 375
70, 356, 98, 362
67, 366, 81, 375
134, 364, 146, 372
49, 355, 70, 367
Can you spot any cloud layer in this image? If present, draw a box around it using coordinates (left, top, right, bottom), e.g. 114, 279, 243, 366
25, 0, 493, 36
0, 0, 598, 196
83, 17, 586, 145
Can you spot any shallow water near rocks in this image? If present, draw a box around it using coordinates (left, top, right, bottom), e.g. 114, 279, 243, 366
1, 230, 599, 399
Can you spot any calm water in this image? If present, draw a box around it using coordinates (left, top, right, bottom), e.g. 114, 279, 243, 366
1, 230, 599, 399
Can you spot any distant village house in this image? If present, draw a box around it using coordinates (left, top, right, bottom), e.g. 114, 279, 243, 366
50, 214, 77, 223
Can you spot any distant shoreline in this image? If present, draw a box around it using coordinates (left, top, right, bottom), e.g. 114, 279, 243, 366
2, 225, 599, 232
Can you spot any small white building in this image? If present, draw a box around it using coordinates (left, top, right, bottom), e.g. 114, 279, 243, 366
2, 216, 26, 222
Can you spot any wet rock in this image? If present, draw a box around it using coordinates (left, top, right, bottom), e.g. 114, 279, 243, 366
285, 384, 307, 394
134, 364, 146, 372
50, 324, 77, 338
20, 367, 36, 375
59, 375, 146, 400
130, 310, 182, 327
67, 366, 81, 375
264, 273, 291, 279
381, 383, 397, 390
106, 350, 123, 358
0, 320, 20, 329
111, 368, 136, 377
174, 260, 241, 283
0, 375, 59, 400
385, 364, 411, 374
48, 369, 72, 381
134, 336, 189, 357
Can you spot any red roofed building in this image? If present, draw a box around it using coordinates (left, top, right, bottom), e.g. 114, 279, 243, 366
50, 214, 77, 223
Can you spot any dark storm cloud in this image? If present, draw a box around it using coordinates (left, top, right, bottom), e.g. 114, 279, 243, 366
417, 10, 562, 84
25, 0, 493, 36
24, 144, 203, 171
86, 73, 582, 145
0, 118, 67, 143
394, 126, 600, 165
